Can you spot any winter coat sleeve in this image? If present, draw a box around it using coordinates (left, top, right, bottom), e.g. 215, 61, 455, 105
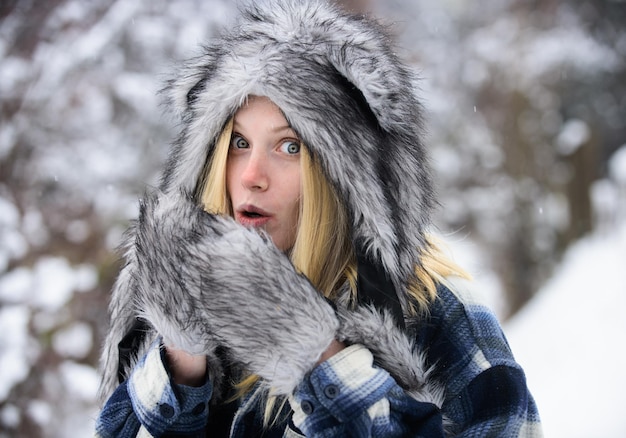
447, 362, 542, 436
289, 344, 444, 437
95, 340, 213, 438
419, 282, 543, 437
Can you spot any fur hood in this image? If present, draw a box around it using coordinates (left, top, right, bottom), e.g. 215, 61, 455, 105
160, 0, 434, 293
99, 0, 439, 406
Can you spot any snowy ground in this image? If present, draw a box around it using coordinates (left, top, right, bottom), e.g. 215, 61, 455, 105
504, 218, 626, 438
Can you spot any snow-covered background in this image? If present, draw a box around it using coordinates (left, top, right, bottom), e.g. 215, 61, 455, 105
506, 205, 626, 437
456, 145, 626, 437
1, 0, 625, 436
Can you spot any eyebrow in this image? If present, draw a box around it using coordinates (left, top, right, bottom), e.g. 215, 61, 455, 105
232, 122, 296, 135
270, 124, 294, 134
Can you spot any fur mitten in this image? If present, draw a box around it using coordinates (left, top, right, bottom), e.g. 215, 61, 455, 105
132, 190, 339, 395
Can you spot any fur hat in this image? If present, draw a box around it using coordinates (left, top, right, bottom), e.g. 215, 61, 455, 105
161, 0, 434, 293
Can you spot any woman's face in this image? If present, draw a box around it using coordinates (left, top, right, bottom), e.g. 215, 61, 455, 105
226, 96, 302, 252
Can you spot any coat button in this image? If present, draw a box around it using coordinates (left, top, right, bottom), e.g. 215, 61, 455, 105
191, 402, 207, 415
159, 403, 175, 418
300, 400, 314, 415
324, 384, 339, 399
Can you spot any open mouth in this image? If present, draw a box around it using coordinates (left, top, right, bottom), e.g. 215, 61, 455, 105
242, 211, 264, 218
236, 206, 271, 228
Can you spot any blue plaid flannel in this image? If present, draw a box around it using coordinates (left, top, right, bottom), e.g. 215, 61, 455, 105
95, 283, 542, 437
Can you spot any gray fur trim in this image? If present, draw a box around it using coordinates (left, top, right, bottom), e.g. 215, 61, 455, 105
160, 0, 434, 298
98, 228, 140, 402
337, 305, 445, 408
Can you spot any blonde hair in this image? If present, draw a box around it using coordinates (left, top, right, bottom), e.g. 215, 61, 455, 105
197, 119, 233, 215
197, 117, 468, 421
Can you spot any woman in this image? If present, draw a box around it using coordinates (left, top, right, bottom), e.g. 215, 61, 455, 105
96, 1, 542, 436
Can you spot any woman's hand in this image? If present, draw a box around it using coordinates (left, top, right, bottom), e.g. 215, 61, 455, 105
165, 346, 207, 387
316, 339, 345, 366
165, 340, 344, 387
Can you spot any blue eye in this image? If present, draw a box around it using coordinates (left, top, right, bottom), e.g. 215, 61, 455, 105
231, 135, 249, 149
280, 140, 301, 155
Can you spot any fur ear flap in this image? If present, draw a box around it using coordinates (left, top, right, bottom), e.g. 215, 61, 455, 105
315, 8, 434, 287
160, 50, 221, 119
323, 22, 420, 134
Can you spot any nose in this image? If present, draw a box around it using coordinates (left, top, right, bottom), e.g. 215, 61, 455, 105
240, 149, 269, 191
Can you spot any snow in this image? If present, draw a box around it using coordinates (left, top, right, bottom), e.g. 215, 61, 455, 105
0, 404, 20, 429
22, 209, 49, 248
0, 119, 17, 160
52, 322, 94, 359
556, 119, 591, 156
27, 400, 52, 428
523, 26, 622, 78
0, 306, 34, 400
443, 236, 508, 316
0, 196, 28, 271
56, 375, 101, 438
65, 219, 91, 244
58, 361, 100, 402
505, 221, 626, 438
0, 258, 97, 307
609, 145, 626, 185
0, 257, 98, 410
